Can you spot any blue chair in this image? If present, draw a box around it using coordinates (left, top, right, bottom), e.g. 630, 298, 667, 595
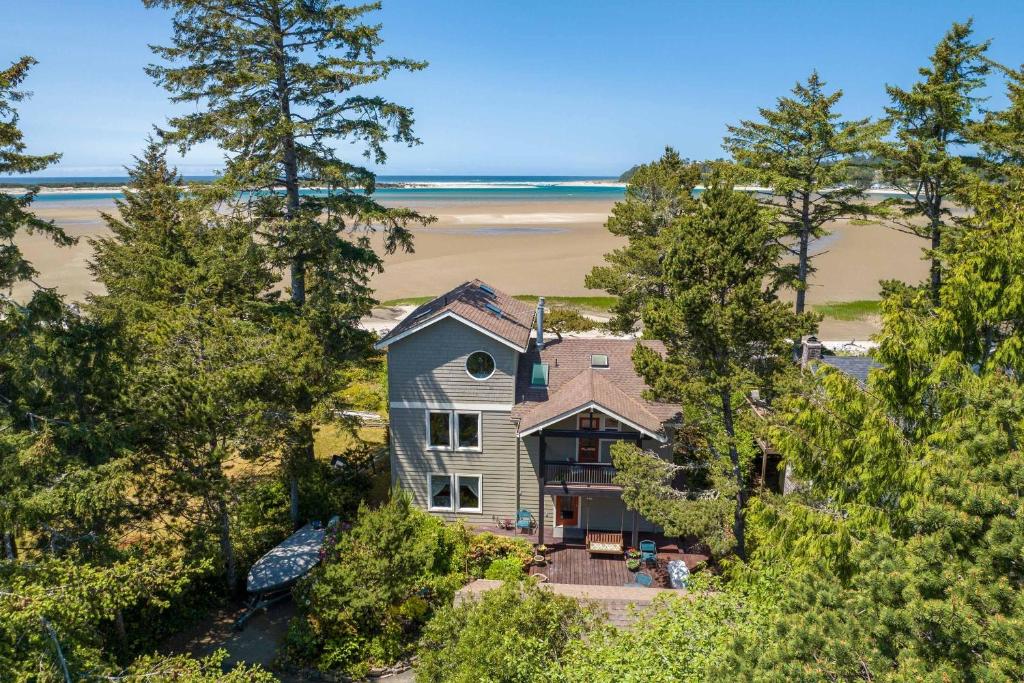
624, 572, 654, 588
515, 509, 535, 532
639, 539, 657, 564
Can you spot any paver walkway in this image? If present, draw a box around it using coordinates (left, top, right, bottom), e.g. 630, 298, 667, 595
456, 579, 682, 628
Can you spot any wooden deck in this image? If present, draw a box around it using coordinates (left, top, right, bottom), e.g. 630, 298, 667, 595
529, 533, 709, 587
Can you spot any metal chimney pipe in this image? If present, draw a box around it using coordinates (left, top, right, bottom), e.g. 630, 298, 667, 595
536, 297, 545, 349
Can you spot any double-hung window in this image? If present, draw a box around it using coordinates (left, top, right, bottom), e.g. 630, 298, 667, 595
426, 410, 481, 451
428, 473, 482, 513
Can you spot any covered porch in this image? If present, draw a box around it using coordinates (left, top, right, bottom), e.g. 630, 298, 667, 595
523, 406, 665, 548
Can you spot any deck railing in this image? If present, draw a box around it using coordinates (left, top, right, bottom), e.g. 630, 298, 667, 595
544, 461, 619, 487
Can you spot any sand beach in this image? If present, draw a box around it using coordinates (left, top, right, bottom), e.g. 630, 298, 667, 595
11, 193, 929, 339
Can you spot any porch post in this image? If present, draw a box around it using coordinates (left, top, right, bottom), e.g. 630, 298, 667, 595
631, 509, 639, 548
538, 433, 546, 545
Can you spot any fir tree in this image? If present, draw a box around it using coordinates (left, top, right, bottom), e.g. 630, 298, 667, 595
585, 147, 702, 333
0, 57, 73, 295
615, 173, 814, 560
724, 71, 885, 315
875, 20, 990, 301
145, 0, 434, 523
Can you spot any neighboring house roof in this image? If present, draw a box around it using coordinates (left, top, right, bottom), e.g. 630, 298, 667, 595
373, 279, 536, 352
513, 338, 682, 440
820, 355, 882, 386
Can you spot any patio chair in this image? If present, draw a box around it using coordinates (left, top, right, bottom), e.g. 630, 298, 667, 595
515, 509, 535, 532
639, 539, 657, 564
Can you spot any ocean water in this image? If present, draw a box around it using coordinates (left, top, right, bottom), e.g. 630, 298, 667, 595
1, 175, 627, 203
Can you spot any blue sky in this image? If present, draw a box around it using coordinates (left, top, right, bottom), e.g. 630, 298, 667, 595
4, 0, 1024, 176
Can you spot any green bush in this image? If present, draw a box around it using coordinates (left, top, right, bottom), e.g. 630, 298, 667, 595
483, 557, 526, 581
416, 580, 601, 683
284, 489, 469, 677
467, 532, 533, 577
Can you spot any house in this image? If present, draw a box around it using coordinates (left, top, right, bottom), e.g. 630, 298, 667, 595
373, 280, 682, 547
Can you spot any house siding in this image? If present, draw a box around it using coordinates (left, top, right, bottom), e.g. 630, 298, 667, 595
390, 406, 521, 522
387, 317, 518, 406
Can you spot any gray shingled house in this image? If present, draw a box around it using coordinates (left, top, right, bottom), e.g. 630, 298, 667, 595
374, 280, 682, 547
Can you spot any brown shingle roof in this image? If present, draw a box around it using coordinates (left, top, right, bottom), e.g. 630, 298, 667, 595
374, 280, 536, 351
513, 338, 681, 437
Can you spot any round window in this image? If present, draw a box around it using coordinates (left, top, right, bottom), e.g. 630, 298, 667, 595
466, 351, 496, 380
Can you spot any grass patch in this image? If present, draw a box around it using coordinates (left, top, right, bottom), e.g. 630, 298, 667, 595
314, 424, 386, 462
379, 296, 435, 307
813, 299, 881, 321
381, 294, 618, 312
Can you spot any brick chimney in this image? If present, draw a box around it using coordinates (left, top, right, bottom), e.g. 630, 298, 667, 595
801, 336, 823, 368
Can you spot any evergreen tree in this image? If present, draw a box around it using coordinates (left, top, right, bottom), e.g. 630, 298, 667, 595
89, 144, 308, 591
724, 71, 885, 314
0, 57, 72, 295
145, 0, 434, 523
614, 174, 813, 560
585, 147, 702, 333
875, 20, 990, 301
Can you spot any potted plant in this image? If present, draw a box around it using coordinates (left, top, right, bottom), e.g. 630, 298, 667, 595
625, 548, 641, 560
626, 557, 642, 572
536, 544, 548, 556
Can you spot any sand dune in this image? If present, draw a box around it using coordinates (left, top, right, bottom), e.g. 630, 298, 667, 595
11, 196, 929, 339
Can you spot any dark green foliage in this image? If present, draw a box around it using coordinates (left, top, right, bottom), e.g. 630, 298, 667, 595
615, 174, 814, 559
724, 71, 885, 313
144, 0, 434, 523
416, 580, 601, 683
466, 532, 533, 577
875, 20, 990, 299
585, 147, 703, 332
286, 490, 469, 676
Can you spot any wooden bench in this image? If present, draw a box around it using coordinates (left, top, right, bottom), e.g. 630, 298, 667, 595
587, 531, 624, 555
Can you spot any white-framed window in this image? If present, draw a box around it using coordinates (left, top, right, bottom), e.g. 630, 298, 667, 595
429, 473, 454, 511
428, 473, 483, 513
465, 350, 496, 380
456, 474, 482, 512
426, 411, 452, 450
455, 412, 481, 450
425, 410, 482, 452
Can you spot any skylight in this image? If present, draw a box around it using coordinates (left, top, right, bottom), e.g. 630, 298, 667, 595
531, 363, 549, 386
478, 283, 496, 296
485, 302, 503, 317
590, 354, 609, 368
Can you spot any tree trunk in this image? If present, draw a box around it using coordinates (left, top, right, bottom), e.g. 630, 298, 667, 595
720, 388, 746, 561
272, 12, 312, 528
114, 609, 127, 644
216, 497, 237, 593
3, 530, 16, 560
930, 220, 942, 303
795, 227, 809, 314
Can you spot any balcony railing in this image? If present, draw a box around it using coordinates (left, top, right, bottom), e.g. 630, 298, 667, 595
544, 461, 619, 487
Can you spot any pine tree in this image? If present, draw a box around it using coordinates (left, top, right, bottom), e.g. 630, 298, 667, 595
614, 173, 814, 560
145, 0, 434, 523
724, 71, 885, 314
0, 57, 73, 295
585, 147, 702, 333
875, 20, 990, 301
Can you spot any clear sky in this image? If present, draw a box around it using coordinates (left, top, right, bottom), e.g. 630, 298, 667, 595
4, 0, 1024, 176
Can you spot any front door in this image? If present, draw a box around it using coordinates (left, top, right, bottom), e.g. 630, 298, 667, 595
578, 414, 600, 463
555, 495, 579, 527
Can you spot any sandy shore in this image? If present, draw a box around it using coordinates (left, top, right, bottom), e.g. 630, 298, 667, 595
11, 196, 929, 339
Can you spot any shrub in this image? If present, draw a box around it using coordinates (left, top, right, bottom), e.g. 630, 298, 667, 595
466, 532, 533, 577
416, 580, 601, 683
285, 489, 470, 677
483, 557, 525, 581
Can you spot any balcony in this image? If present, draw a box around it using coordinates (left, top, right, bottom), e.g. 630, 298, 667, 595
543, 461, 619, 489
